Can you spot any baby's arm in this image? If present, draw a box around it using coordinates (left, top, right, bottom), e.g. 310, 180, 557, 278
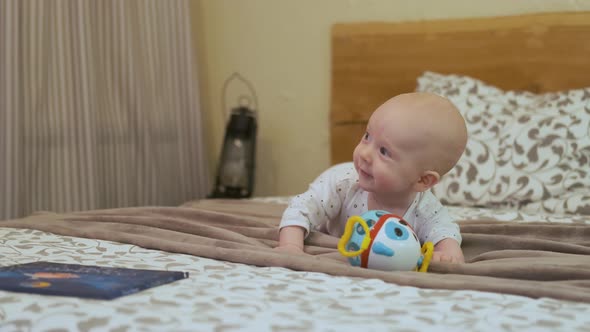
429, 214, 464, 263
432, 238, 464, 263
414, 191, 464, 263
429, 213, 464, 263
275, 226, 306, 254
275, 163, 350, 254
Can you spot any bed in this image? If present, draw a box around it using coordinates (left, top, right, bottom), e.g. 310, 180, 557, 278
2, 11, 590, 331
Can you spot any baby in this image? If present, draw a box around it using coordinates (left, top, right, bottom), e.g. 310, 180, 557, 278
276, 92, 468, 263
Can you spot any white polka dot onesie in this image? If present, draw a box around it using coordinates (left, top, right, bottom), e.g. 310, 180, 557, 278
279, 162, 462, 246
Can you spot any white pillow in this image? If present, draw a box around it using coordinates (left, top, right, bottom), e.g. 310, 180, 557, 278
416, 71, 590, 215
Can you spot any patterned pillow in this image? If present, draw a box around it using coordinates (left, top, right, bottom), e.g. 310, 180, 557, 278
416, 71, 590, 215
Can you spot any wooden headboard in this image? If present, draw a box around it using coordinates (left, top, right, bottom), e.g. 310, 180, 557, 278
330, 11, 590, 164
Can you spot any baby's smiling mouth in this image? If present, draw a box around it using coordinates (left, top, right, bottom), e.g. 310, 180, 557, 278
359, 168, 372, 179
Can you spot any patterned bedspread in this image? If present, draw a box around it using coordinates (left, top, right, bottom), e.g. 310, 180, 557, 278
1, 200, 589, 331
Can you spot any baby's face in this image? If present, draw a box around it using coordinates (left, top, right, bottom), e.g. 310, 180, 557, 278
352, 92, 466, 196
352, 105, 425, 196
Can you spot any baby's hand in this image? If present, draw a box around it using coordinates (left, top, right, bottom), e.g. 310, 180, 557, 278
273, 244, 307, 255
432, 251, 463, 263
432, 238, 464, 263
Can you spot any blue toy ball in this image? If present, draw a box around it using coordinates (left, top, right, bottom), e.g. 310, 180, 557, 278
338, 210, 433, 272
343, 210, 389, 267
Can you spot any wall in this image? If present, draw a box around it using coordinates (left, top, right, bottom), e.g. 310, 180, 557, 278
190, 0, 589, 197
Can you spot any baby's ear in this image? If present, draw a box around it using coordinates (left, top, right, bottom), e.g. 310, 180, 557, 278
414, 171, 440, 192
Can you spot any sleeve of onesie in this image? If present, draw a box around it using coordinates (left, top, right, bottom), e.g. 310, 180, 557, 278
279, 164, 349, 238
414, 192, 462, 246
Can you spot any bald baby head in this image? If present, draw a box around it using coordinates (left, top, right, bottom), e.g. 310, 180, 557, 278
374, 92, 467, 176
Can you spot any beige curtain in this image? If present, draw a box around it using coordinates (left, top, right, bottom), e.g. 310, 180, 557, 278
0, 0, 209, 220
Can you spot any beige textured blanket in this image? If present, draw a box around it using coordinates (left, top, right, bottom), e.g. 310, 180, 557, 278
2, 199, 590, 303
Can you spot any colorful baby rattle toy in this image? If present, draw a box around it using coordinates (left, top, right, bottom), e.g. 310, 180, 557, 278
337, 210, 434, 272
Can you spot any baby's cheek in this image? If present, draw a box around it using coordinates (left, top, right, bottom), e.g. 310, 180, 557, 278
352, 145, 362, 160
376, 170, 398, 189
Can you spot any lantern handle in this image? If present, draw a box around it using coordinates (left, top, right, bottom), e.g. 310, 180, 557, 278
221, 72, 259, 122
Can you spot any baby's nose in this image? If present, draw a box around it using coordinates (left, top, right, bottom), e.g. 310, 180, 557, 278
360, 146, 372, 162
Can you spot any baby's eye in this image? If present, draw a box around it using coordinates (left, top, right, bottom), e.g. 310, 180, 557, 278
379, 147, 390, 157
363, 132, 370, 141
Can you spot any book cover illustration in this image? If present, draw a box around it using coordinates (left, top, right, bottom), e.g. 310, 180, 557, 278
0, 261, 189, 300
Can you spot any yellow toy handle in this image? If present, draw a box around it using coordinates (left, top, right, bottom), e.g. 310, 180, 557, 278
418, 242, 434, 272
337, 216, 372, 257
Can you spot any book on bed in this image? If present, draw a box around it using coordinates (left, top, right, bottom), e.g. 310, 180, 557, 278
0, 261, 189, 300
